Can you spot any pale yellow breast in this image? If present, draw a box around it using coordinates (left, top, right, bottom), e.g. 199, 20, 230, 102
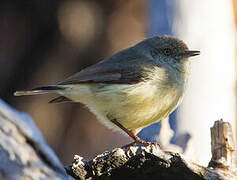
59, 67, 187, 134
96, 80, 185, 132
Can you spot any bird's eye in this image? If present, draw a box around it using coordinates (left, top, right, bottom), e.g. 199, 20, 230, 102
163, 48, 171, 56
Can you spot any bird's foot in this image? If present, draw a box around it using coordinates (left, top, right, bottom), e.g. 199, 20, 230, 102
122, 138, 161, 149
133, 135, 161, 147
110, 119, 161, 148
135, 139, 161, 148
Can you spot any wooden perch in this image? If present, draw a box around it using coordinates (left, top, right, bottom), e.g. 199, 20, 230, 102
66, 120, 237, 180
0, 99, 236, 180
208, 120, 237, 177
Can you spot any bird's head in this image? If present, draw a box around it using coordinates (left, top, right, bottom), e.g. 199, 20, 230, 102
139, 35, 200, 72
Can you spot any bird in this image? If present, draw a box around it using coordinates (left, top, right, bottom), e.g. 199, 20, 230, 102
14, 35, 200, 146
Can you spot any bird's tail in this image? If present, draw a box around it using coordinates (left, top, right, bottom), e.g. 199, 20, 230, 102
14, 86, 64, 96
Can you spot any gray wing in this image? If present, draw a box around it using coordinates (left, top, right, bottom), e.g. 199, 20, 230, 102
58, 51, 157, 85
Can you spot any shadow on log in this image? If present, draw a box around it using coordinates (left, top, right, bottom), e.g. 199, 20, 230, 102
0, 99, 236, 180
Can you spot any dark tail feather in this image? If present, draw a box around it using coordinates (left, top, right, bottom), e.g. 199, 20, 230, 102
49, 96, 72, 104
32, 86, 64, 91
14, 85, 64, 96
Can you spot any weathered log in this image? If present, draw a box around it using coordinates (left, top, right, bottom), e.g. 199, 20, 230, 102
0, 99, 70, 179
66, 120, 237, 180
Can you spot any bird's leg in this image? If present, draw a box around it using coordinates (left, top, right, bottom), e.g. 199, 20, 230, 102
110, 119, 150, 146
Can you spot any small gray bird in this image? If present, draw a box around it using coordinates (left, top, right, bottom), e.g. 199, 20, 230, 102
15, 35, 200, 145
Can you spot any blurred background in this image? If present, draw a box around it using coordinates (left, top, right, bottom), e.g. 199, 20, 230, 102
0, 0, 236, 166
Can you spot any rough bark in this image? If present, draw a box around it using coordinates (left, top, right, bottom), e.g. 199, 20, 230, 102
66, 120, 237, 180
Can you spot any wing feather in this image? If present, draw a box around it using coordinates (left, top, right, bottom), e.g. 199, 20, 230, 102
58, 49, 158, 85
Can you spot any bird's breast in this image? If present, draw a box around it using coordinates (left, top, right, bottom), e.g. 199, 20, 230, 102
60, 67, 187, 133
87, 75, 186, 132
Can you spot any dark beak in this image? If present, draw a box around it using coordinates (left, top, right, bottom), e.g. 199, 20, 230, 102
180, 50, 200, 58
